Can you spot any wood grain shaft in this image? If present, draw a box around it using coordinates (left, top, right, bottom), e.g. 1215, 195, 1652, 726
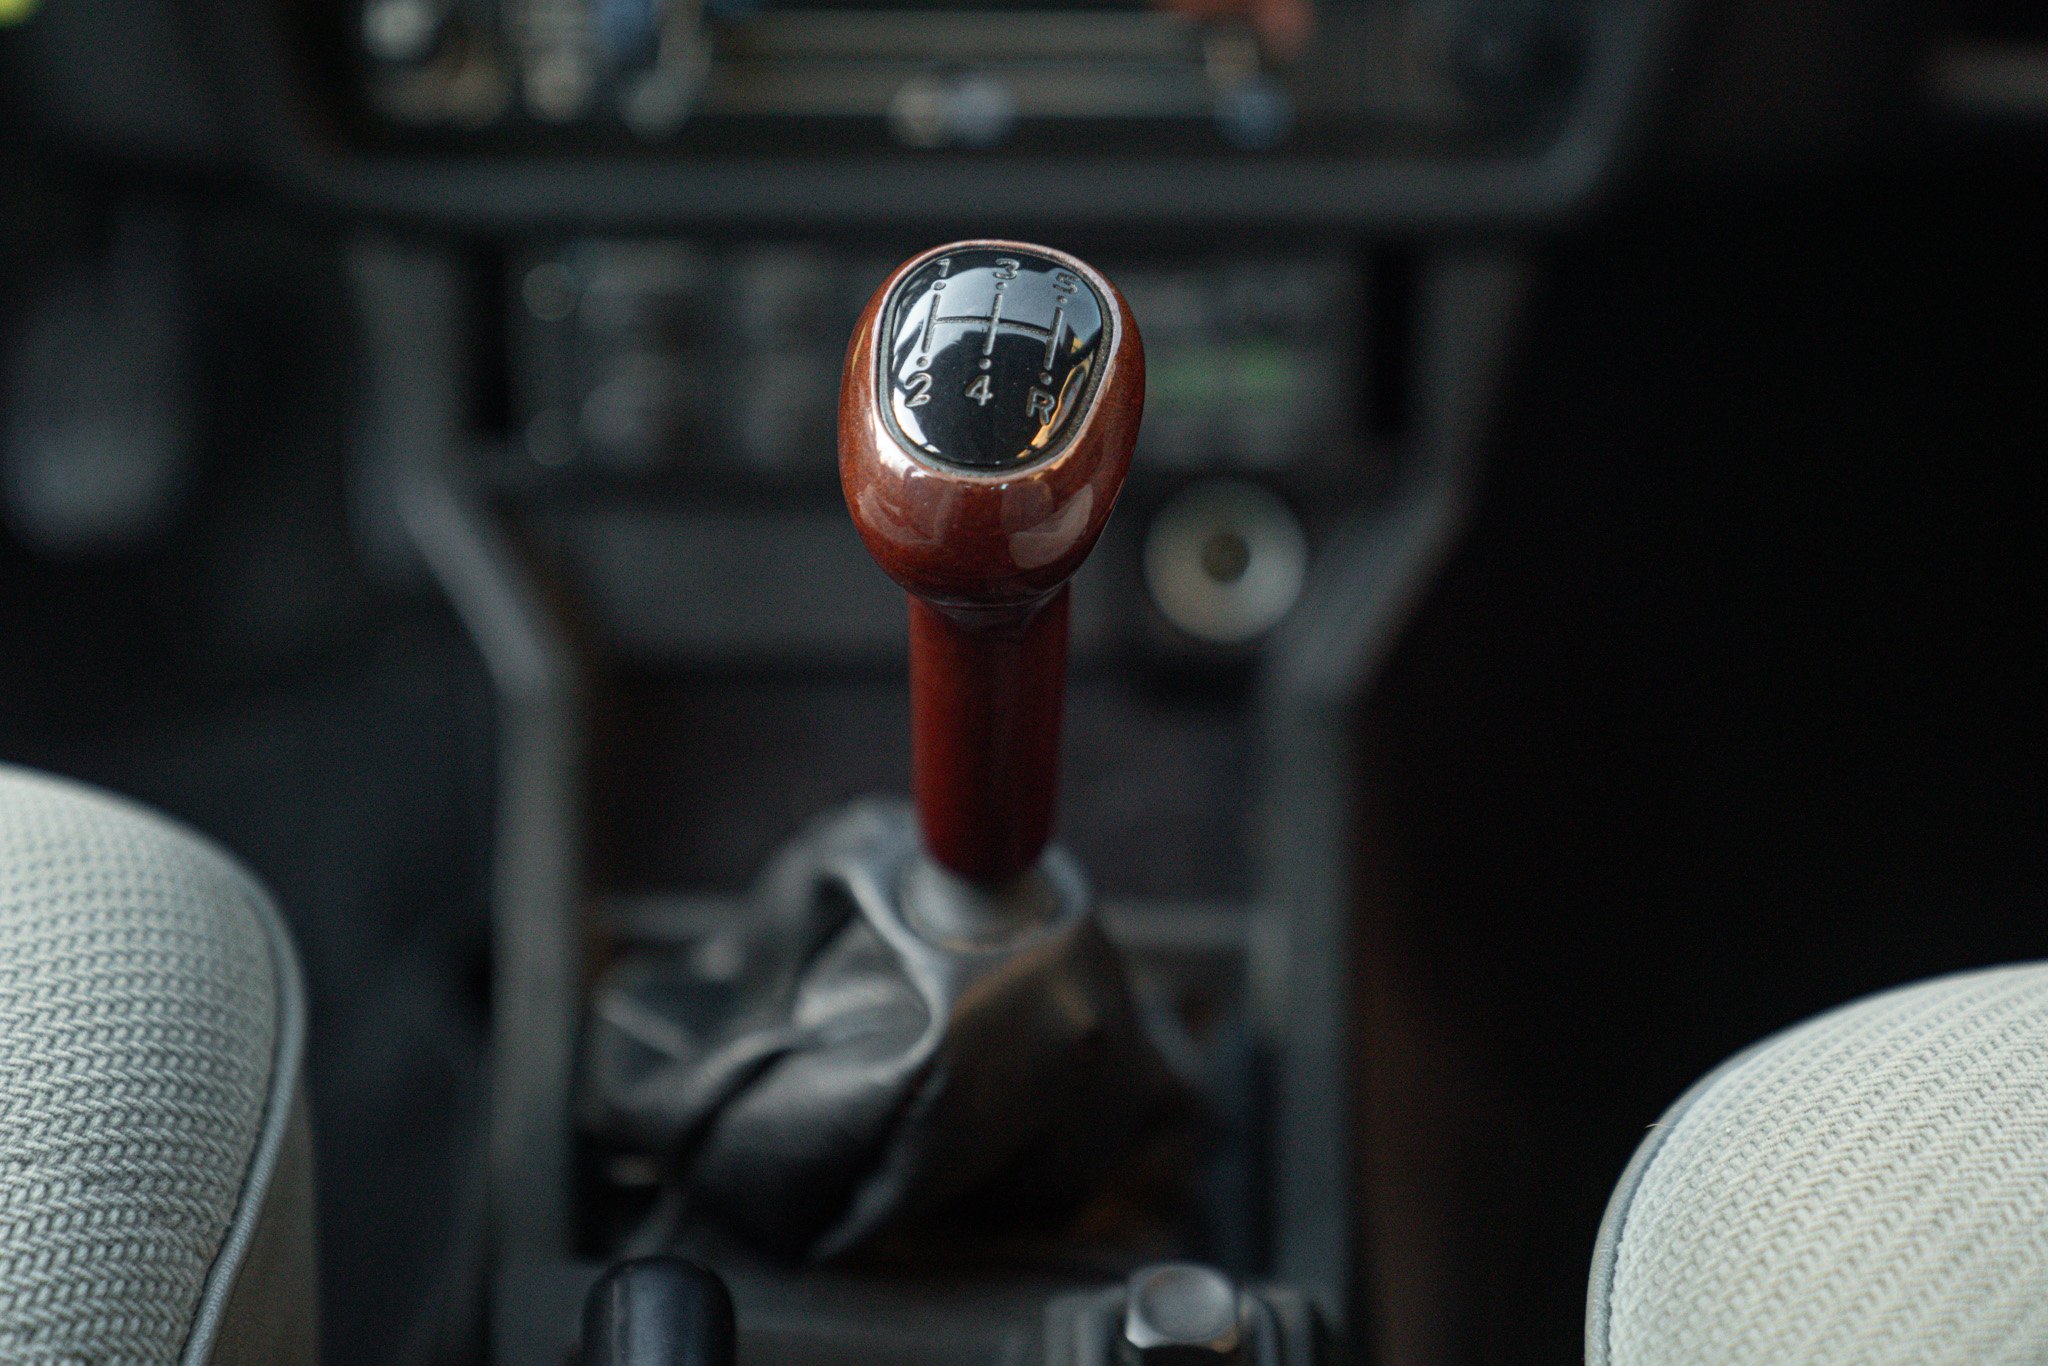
909, 589, 1069, 884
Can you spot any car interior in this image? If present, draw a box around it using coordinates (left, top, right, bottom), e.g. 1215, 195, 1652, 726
0, 1, 2041, 1363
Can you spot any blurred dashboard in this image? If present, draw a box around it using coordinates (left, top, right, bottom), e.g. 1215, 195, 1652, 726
345, 0, 1588, 154
2, 0, 1688, 227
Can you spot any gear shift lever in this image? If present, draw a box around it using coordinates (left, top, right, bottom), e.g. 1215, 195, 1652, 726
840, 243, 1143, 884
583, 244, 1179, 1264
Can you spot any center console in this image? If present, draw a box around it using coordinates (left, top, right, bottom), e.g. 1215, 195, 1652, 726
272, 0, 1693, 1358
352, 225, 1529, 1366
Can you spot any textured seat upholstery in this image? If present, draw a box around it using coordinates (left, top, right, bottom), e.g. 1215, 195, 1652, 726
1589, 962, 2048, 1366
0, 765, 315, 1365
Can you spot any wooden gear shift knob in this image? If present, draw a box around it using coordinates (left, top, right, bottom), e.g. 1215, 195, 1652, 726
839, 241, 1144, 885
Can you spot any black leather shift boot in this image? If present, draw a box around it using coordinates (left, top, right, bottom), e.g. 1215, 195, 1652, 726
584, 801, 1187, 1262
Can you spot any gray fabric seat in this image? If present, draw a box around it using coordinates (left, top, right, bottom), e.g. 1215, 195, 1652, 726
0, 765, 316, 1365
1589, 962, 2048, 1365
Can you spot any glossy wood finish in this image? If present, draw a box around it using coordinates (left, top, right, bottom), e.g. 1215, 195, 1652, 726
907, 589, 1070, 885
841, 241, 1144, 884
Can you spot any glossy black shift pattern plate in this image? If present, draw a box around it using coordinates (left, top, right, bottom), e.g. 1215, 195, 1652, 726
879, 247, 1109, 470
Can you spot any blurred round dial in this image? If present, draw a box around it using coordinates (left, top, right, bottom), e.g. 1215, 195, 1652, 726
879, 248, 1109, 471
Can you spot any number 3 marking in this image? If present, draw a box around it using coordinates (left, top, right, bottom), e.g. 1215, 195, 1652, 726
993, 258, 1020, 281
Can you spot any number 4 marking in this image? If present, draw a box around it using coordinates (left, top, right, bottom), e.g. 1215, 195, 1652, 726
965, 374, 994, 406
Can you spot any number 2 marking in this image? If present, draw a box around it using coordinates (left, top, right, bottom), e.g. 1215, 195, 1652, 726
903, 372, 932, 407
